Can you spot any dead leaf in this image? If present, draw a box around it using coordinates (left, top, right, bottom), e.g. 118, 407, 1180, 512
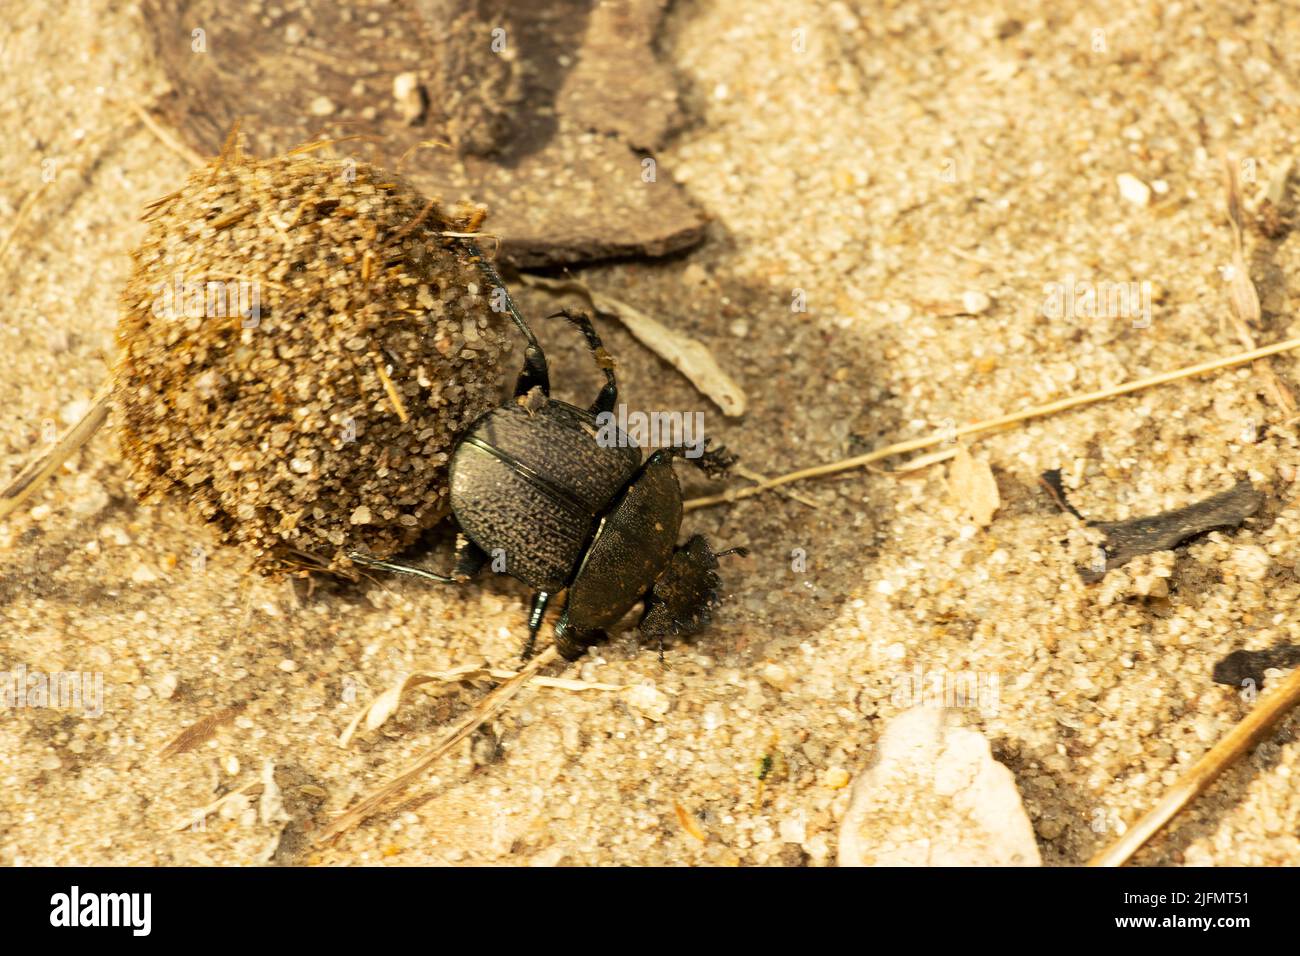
522, 274, 747, 417
674, 801, 707, 841
948, 445, 1000, 527
157, 702, 247, 759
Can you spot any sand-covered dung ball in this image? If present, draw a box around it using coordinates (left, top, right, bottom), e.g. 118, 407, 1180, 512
113, 152, 513, 568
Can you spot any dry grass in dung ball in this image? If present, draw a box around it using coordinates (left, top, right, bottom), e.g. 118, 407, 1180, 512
113, 149, 514, 570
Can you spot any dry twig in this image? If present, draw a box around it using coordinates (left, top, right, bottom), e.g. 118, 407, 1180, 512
1089, 663, 1300, 866
318, 645, 560, 842
685, 335, 1300, 511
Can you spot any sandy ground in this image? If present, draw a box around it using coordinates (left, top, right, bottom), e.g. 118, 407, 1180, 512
3, 0, 1300, 865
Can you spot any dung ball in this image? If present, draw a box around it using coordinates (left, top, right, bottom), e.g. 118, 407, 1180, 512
113, 151, 513, 569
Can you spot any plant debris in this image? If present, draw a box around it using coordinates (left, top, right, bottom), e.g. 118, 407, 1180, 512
1077, 479, 1264, 583
1221, 154, 1296, 414
157, 702, 248, 760
140, 0, 706, 267
522, 274, 747, 417
1038, 468, 1084, 519
674, 800, 707, 842
339, 663, 625, 746
1212, 645, 1300, 690
947, 445, 1000, 527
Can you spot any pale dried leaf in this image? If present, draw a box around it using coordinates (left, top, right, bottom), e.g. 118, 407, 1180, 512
521, 274, 748, 417
948, 445, 1000, 527
1227, 254, 1262, 329
675, 800, 707, 841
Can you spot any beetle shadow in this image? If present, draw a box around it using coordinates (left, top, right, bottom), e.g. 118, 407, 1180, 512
486, 256, 909, 667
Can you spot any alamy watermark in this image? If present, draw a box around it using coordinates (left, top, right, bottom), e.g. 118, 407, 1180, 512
595, 404, 706, 458
1042, 276, 1153, 329
150, 275, 261, 328
890, 665, 1001, 717
1, 664, 104, 718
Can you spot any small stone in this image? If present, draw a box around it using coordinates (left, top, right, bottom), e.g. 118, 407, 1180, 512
1230, 544, 1270, 581
69, 480, 109, 517
278, 659, 298, 673
824, 766, 850, 789
59, 398, 92, 427
130, 564, 159, 584
960, 290, 992, 314
761, 663, 793, 691
779, 810, 807, 844
623, 683, 670, 722
1116, 173, 1152, 206
392, 72, 426, 125
838, 706, 1041, 866
156, 673, 179, 699
349, 505, 373, 525
223, 755, 240, 775
682, 263, 709, 286
309, 96, 336, 116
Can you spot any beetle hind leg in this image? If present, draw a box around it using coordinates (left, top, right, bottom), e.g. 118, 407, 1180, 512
346, 534, 487, 584
639, 535, 748, 657
519, 591, 552, 661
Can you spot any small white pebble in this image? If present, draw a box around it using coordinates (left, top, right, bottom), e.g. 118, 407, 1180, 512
961, 290, 992, 314
824, 767, 850, 789
762, 663, 793, 691
1117, 173, 1152, 206
130, 565, 159, 584
59, 398, 92, 427
623, 683, 669, 722
156, 673, 179, 699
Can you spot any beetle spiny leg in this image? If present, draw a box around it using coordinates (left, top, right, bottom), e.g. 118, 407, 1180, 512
521, 590, 550, 661
345, 550, 459, 584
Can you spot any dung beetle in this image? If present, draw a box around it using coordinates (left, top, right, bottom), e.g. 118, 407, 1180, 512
348, 243, 747, 662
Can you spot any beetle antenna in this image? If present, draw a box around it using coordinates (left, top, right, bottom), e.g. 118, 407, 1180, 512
458, 238, 549, 396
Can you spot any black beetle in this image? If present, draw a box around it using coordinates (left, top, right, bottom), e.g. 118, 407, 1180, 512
348, 244, 747, 662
